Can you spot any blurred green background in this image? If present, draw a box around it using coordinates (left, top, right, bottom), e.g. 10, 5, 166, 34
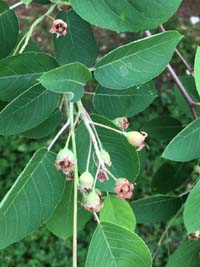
0, 0, 200, 266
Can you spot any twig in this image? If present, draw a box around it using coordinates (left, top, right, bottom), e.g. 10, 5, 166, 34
86, 139, 92, 172
77, 101, 105, 167
145, 30, 198, 120
10, 1, 23, 9
160, 25, 194, 76
91, 122, 124, 135
93, 212, 101, 224
19, 4, 56, 54
47, 119, 70, 151
153, 206, 183, 261
70, 103, 78, 267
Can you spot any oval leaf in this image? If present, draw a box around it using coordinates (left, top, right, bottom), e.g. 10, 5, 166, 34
94, 82, 157, 119
100, 195, 136, 231
0, 0, 19, 59
167, 239, 200, 267
76, 114, 140, 192
0, 52, 58, 101
162, 117, 200, 162
71, 0, 182, 32
54, 10, 97, 67
0, 148, 65, 249
184, 180, 200, 234
194, 46, 200, 96
22, 110, 62, 139
86, 222, 152, 267
47, 182, 91, 240
131, 195, 182, 224
0, 83, 60, 136
39, 62, 92, 102
94, 31, 182, 90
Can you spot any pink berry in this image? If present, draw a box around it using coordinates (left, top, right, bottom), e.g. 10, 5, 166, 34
50, 19, 67, 38
114, 178, 134, 200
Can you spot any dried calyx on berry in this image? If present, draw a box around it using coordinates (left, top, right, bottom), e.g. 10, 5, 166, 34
97, 168, 108, 183
114, 178, 134, 200
100, 149, 112, 167
188, 231, 200, 240
79, 171, 94, 192
50, 19, 67, 38
82, 190, 103, 212
113, 117, 129, 131
126, 131, 148, 151
55, 147, 75, 175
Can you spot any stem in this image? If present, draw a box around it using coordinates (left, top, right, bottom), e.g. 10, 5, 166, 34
153, 206, 183, 260
19, 4, 56, 54
145, 30, 198, 120
86, 139, 92, 172
160, 25, 194, 76
47, 119, 70, 151
77, 101, 105, 167
13, 33, 28, 56
91, 122, 124, 135
70, 103, 78, 267
93, 212, 101, 224
10, 1, 23, 9
65, 111, 81, 147
105, 168, 118, 181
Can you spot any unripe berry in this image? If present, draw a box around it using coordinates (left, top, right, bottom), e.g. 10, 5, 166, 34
55, 147, 75, 175
113, 117, 129, 130
193, 165, 200, 175
82, 191, 103, 212
126, 131, 148, 151
79, 171, 94, 192
100, 149, 112, 167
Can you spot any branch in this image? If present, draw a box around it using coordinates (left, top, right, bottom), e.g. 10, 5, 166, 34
160, 25, 194, 76
145, 30, 198, 120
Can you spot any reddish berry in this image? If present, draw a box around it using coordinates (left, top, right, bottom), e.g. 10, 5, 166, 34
114, 178, 134, 200
50, 19, 67, 38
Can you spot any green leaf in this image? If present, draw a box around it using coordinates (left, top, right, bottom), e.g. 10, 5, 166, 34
76, 114, 140, 192
94, 31, 182, 90
0, 52, 58, 101
86, 222, 152, 267
0, 148, 65, 249
39, 62, 91, 102
152, 162, 192, 193
71, 0, 182, 32
22, 110, 62, 139
167, 239, 200, 267
174, 76, 200, 118
100, 195, 136, 231
131, 195, 182, 224
0, 0, 19, 59
162, 116, 200, 162
0, 83, 60, 136
93, 82, 157, 119
47, 182, 91, 240
144, 117, 182, 140
54, 10, 97, 67
184, 180, 200, 234
194, 46, 200, 96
